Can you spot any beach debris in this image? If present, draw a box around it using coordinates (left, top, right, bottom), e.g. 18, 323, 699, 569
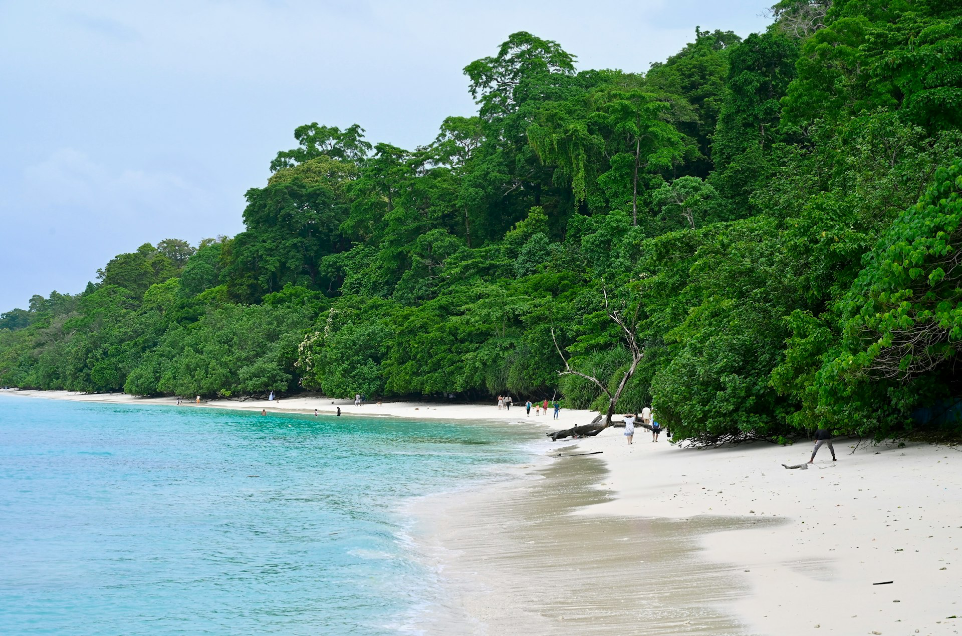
547, 415, 607, 440
556, 451, 604, 457
873, 581, 894, 585
782, 463, 809, 469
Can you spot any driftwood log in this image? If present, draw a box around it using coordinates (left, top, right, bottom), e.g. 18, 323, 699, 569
547, 417, 665, 441
547, 415, 607, 441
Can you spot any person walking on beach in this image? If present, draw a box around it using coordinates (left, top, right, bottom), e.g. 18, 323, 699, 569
354, 394, 361, 407
525, 400, 532, 416
505, 396, 512, 411
808, 428, 836, 463
314, 409, 318, 417
623, 413, 636, 445
641, 406, 652, 427
498, 395, 504, 410
553, 400, 560, 419
542, 399, 548, 415
269, 390, 274, 401
336, 407, 341, 416
651, 419, 662, 442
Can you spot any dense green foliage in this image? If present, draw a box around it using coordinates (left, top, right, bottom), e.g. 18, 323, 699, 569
5, 3, 962, 441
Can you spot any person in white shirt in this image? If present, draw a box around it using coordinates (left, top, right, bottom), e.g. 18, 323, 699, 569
623, 413, 636, 445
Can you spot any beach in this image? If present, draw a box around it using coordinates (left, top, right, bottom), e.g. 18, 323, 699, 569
563, 429, 962, 635
3, 389, 596, 424
5, 389, 961, 635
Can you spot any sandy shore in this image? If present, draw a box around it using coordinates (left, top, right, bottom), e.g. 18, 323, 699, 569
5, 389, 960, 634
1, 388, 593, 426
410, 447, 769, 635
567, 427, 962, 636
411, 427, 961, 635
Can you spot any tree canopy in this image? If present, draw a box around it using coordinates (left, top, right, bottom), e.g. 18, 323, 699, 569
5, 5, 962, 442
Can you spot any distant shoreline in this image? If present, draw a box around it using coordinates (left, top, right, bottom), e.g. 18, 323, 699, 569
0, 388, 596, 426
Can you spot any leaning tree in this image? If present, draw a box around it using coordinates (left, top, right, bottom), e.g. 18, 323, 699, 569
548, 289, 645, 441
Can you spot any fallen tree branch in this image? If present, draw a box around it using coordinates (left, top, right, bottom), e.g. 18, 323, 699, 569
547, 415, 606, 441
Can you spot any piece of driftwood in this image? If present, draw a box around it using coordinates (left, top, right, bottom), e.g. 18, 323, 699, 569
556, 451, 604, 457
547, 423, 606, 441
547, 415, 606, 441
782, 463, 809, 470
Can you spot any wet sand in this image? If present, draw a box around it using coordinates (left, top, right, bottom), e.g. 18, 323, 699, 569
410, 447, 775, 635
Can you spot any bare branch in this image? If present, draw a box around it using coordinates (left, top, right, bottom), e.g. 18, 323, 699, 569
609, 309, 640, 356
551, 327, 611, 398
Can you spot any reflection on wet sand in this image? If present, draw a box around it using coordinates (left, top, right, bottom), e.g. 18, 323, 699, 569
412, 448, 779, 635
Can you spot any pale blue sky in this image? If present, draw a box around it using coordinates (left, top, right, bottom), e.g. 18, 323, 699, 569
0, 0, 771, 311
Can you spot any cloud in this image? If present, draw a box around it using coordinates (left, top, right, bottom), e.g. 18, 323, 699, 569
23, 148, 203, 223
65, 11, 139, 41
0, 149, 238, 310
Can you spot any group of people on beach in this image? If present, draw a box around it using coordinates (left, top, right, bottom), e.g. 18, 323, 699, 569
497, 395, 561, 419
622, 407, 661, 445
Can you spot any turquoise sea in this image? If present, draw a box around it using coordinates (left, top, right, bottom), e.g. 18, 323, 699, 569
0, 394, 538, 634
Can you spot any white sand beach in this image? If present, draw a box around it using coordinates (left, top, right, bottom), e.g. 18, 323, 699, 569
568, 427, 962, 636
5, 388, 961, 635
3, 389, 593, 426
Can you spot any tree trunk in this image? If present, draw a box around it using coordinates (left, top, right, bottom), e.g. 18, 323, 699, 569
547, 349, 644, 441
547, 416, 606, 441
632, 137, 641, 226
601, 349, 643, 427
463, 207, 472, 248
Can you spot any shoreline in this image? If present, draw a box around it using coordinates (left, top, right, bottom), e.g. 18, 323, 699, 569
1, 388, 596, 427
408, 425, 962, 635
408, 441, 767, 634
6, 388, 961, 634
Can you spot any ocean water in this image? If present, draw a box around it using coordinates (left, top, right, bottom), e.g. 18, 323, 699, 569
0, 394, 539, 635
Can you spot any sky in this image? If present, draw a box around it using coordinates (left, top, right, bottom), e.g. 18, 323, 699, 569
0, 0, 772, 312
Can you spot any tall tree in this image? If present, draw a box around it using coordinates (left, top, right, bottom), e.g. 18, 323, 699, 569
464, 31, 577, 121
595, 89, 686, 225
270, 123, 372, 172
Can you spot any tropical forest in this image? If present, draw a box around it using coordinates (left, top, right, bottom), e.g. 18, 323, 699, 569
3, 0, 962, 442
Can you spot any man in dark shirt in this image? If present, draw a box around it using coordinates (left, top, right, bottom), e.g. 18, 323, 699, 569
808, 428, 836, 463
